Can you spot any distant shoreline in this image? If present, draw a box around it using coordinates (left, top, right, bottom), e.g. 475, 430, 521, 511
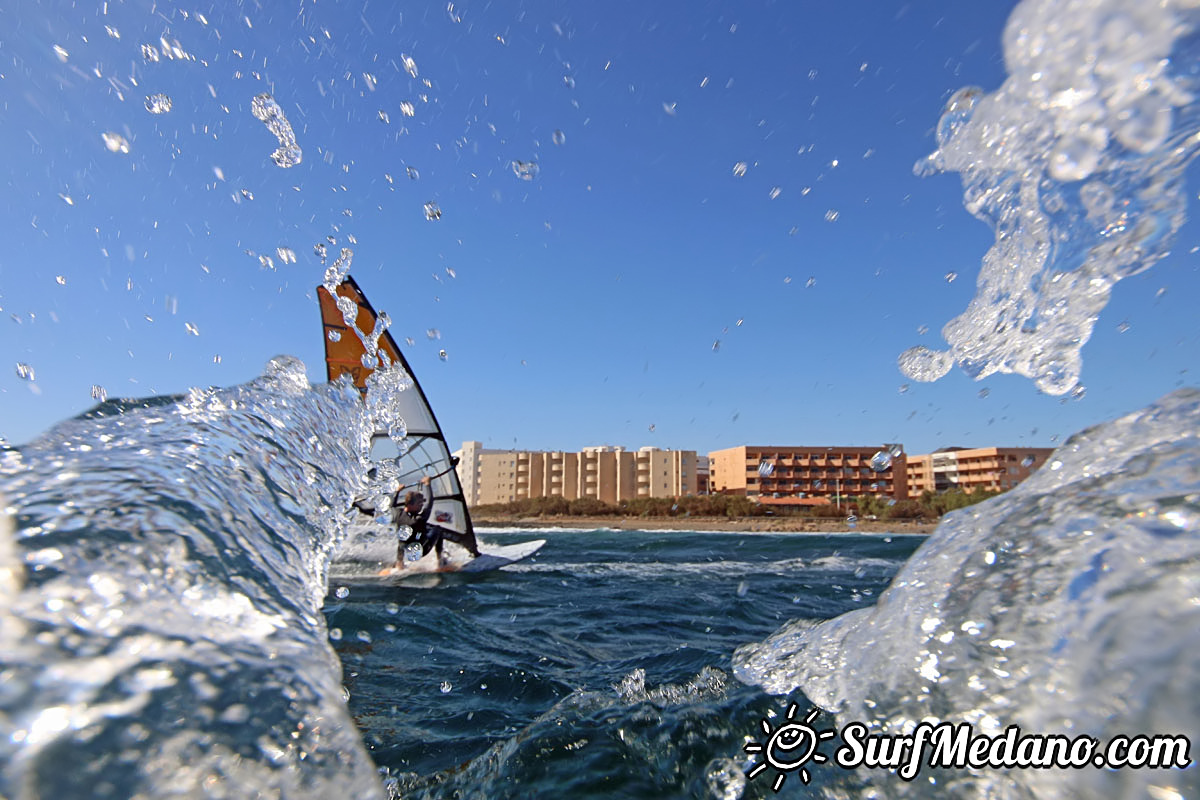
472, 515, 938, 535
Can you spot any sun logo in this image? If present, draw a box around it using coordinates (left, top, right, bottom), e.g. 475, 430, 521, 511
745, 704, 837, 791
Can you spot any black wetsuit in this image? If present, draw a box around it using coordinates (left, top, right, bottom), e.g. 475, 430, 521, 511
355, 491, 480, 562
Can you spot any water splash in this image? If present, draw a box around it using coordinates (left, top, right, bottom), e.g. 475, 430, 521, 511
511, 160, 539, 180
250, 93, 302, 168
905, 0, 1200, 395
101, 132, 130, 154
0, 358, 385, 799
144, 93, 172, 114
734, 388, 1200, 798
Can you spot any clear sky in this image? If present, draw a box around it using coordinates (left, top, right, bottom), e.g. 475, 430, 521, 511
2, 0, 1197, 456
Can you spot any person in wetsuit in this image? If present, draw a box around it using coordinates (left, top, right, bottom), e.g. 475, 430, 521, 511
354, 474, 481, 567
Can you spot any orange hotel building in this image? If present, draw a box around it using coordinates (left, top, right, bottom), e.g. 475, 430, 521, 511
708, 445, 908, 506
905, 447, 1054, 495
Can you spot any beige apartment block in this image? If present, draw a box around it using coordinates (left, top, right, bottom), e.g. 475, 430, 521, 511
454, 442, 699, 505
707, 445, 909, 503
905, 447, 1054, 495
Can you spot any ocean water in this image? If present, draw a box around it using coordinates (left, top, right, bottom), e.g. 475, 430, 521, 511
326, 527, 922, 799
3, 370, 1197, 798
5, 0, 1200, 796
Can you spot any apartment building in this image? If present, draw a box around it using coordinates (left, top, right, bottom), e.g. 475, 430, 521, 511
454, 442, 700, 505
707, 445, 909, 503
905, 447, 1054, 495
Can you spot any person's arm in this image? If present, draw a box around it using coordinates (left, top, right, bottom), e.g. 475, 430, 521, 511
415, 476, 434, 526
351, 498, 376, 517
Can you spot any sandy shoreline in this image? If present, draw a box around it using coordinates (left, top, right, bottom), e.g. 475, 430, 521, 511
473, 514, 938, 535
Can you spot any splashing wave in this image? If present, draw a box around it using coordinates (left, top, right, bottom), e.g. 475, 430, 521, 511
905, 0, 1200, 394
0, 356, 385, 800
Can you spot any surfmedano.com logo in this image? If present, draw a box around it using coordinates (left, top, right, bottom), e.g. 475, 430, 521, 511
744, 705, 1193, 791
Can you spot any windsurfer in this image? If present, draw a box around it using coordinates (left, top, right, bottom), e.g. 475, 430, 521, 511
354, 475, 482, 568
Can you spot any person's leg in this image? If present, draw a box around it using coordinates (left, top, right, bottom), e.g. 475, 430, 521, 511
441, 527, 481, 557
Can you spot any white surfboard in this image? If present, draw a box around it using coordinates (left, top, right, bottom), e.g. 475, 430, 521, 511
457, 539, 546, 573
330, 538, 545, 583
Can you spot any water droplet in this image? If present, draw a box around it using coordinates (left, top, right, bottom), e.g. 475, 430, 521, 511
385, 602, 400, 615
735, 581, 749, 597
334, 586, 350, 599
562, 75, 575, 89
978, 387, 990, 399
377, 109, 391, 124
553, 129, 566, 145
757, 460, 775, 477
276, 247, 297, 264
824, 210, 839, 222
732, 161, 748, 177
783, 276, 792, 284
55, 275, 66, 285
648, 423, 656, 432
889, 444, 903, 458
1021, 456, 1035, 468
440, 681, 452, 693
250, 93, 302, 168
944, 271, 958, 284
917, 325, 929, 336
141, 43, 160, 62
438, 349, 448, 361
102, 132, 130, 154
1071, 384, 1086, 401
406, 166, 420, 180
933, 86, 982, 149
898, 383, 910, 394
898, 346, 953, 382
213, 354, 222, 364
145, 93, 172, 114
400, 101, 415, 117
1116, 321, 1131, 333
424, 201, 442, 220
356, 630, 372, 643
184, 322, 200, 336
426, 329, 441, 340
768, 186, 782, 199
711, 340, 721, 352
327, 330, 341, 342
91, 384, 107, 401
511, 160, 539, 181
401, 54, 418, 78
15, 363, 34, 381
329, 628, 343, 641
239, 188, 254, 201
105, 25, 120, 39
805, 277, 816, 288
869, 450, 893, 472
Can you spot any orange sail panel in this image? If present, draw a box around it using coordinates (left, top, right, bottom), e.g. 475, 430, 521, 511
316, 277, 403, 393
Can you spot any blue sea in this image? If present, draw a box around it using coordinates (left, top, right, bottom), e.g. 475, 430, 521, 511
326, 527, 921, 798
2, 366, 1197, 799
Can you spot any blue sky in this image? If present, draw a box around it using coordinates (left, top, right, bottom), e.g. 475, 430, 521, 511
2, 0, 1197, 455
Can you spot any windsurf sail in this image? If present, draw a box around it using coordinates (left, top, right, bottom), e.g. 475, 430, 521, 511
316, 276, 475, 550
